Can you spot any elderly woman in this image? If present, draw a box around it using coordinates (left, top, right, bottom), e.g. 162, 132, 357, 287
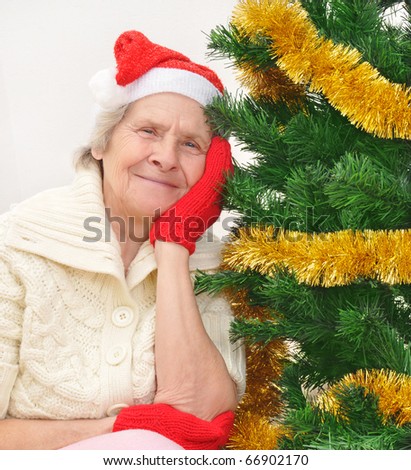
0, 31, 245, 450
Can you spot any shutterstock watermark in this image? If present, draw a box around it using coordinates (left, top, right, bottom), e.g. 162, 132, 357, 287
82, 208, 232, 244
82, 207, 330, 244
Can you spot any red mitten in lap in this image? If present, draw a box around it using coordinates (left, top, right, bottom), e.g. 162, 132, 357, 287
149, 136, 233, 255
112, 403, 235, 450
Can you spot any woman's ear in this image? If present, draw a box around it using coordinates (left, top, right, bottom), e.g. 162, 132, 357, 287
91, 147, 103, 161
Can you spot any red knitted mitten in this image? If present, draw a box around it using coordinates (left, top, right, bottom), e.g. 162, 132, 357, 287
149, 136, 233, 254
112, 403, 235, 450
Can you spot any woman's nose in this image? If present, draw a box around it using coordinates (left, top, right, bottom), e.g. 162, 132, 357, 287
149, 139, 179, 171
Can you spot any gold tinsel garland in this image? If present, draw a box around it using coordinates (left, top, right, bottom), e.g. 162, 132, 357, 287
225, 289, 290, 449
227, 411, 289, 450
223, 227, 411, 287
238, 341, 287, 416
235, 60, 306, 106
232, 0, 411, 139
226, 342, 289, 449
317, 369, 411, 426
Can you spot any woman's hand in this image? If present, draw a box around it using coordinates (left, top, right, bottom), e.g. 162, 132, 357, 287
149, 136, 233, 255
112, 403, 234, 450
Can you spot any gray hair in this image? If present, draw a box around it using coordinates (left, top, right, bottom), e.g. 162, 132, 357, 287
73, 105, 129, 171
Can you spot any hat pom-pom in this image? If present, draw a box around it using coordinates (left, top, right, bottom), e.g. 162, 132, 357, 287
89, 68, 128, 110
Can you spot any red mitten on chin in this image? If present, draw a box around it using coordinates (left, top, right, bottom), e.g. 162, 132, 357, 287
149, 136, 233, 255
112, 403, 235, 450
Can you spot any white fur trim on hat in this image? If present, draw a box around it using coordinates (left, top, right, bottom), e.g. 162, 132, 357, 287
89, 67, 222, 111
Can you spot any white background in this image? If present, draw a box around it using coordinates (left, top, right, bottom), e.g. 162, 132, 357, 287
1, 449, 410, 469
0, 0, 244, 216
1, 1, 405, 220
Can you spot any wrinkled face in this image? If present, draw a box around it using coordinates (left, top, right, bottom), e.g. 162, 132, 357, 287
92, 93, 212, 220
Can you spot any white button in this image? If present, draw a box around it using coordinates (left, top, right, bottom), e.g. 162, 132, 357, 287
106, 345, 127, 365
112, 307, 134, 327
106, 403, 128, 417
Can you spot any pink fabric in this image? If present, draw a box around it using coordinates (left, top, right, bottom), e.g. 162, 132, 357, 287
61, 429, 183, 450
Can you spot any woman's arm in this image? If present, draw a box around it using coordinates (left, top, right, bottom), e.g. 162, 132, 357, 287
153, 241, 238, 422
0, 416, 116, 449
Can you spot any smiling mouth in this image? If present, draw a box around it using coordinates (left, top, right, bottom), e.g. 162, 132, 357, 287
135, 175, 178, 188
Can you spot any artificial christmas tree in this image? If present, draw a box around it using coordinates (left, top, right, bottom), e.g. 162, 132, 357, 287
197, 0, 411, 449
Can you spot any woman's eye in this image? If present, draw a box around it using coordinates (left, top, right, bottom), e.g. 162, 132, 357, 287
184, 141, 197, 149
138, 128, 155, 137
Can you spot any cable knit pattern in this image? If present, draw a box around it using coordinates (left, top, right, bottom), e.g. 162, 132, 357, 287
0, 165, 246, 420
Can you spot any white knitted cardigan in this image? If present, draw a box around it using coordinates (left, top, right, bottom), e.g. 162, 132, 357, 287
0, 165, 246, 420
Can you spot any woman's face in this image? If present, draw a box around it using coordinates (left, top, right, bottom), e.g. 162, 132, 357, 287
92, 93, 212, 220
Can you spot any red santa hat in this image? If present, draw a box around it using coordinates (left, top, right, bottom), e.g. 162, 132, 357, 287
89, 31, 224, 111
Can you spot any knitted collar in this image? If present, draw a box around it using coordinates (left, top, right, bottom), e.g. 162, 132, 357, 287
4, 165, 223, 288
